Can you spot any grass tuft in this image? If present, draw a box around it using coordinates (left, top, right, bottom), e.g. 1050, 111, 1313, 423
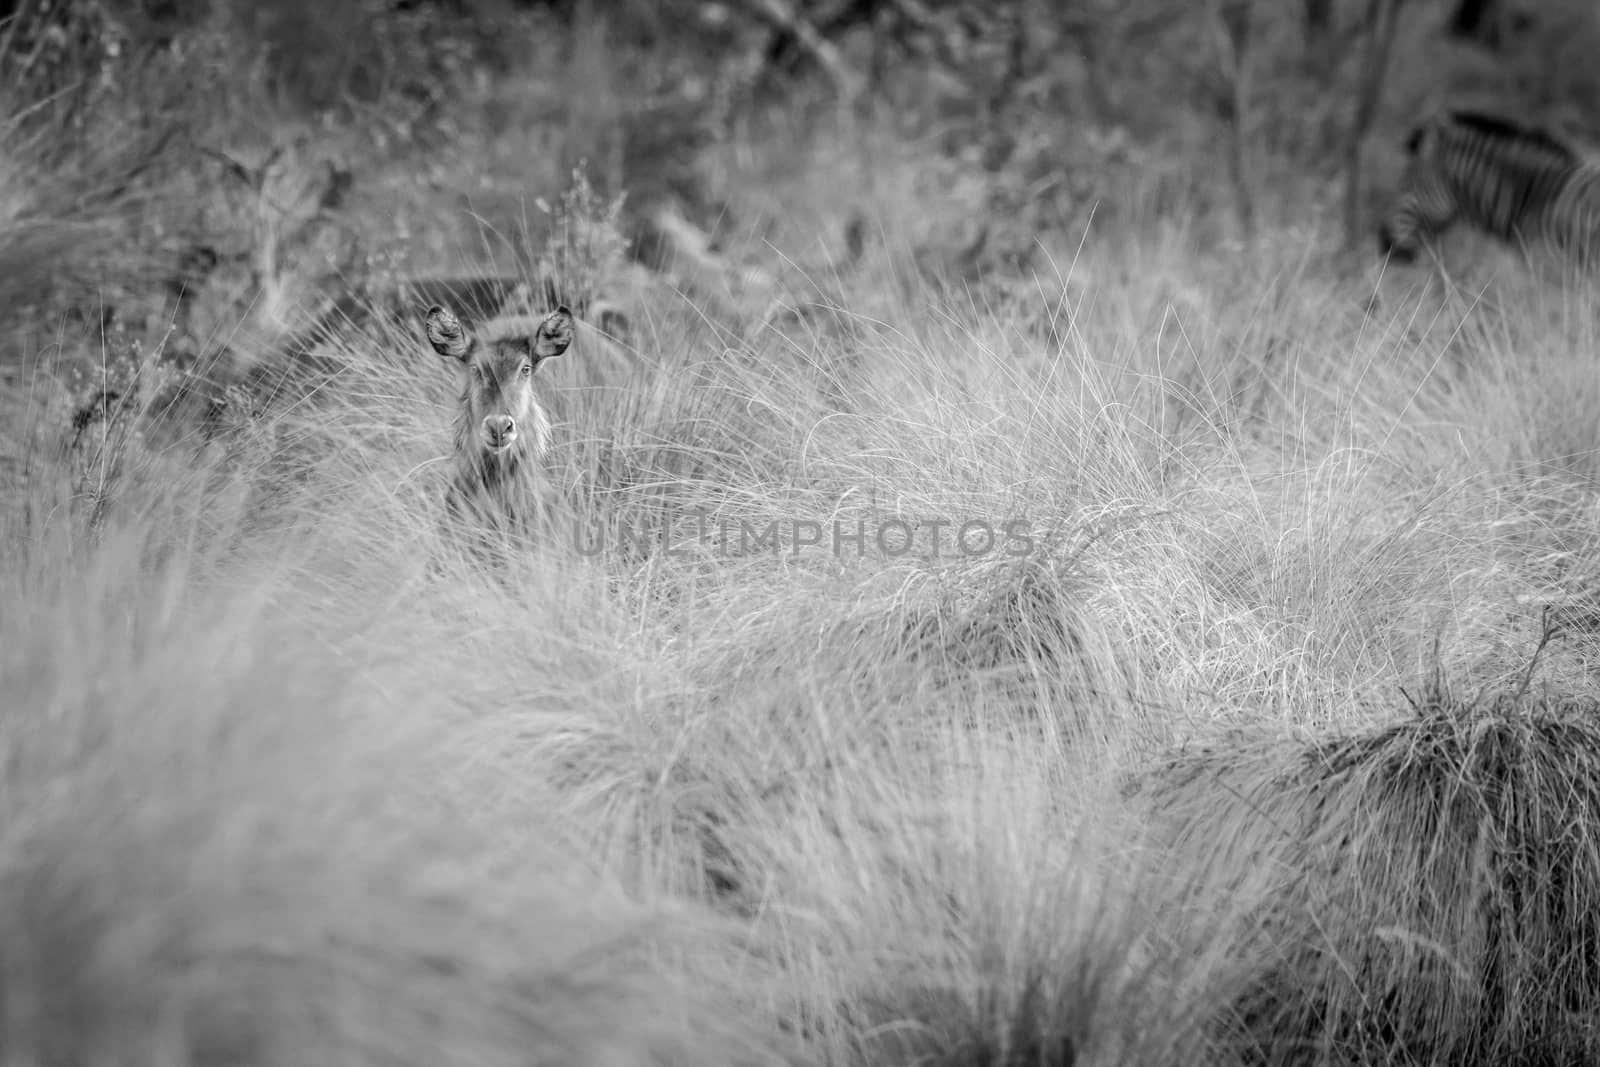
1136, 660, 1600, 1066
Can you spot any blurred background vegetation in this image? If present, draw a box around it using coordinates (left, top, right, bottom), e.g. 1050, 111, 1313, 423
5, 0, 1600, 396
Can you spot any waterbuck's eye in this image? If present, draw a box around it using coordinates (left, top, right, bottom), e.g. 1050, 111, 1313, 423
519, 362, 533, 378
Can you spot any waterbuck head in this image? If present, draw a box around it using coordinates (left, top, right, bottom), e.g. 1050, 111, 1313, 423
425, 303, 574, 476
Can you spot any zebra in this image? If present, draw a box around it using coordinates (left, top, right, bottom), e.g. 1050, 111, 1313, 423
1378, 110, 1600, 267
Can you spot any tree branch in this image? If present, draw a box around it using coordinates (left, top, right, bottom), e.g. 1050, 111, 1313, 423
732, 0, 864, 99
1343, 0, 1403, 250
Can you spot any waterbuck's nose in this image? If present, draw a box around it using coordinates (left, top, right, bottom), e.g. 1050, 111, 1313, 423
484, 414, 516, 447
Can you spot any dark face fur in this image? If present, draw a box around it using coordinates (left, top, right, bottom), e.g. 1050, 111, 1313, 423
425, 304, 574, 467
1376, 123, 1449, 263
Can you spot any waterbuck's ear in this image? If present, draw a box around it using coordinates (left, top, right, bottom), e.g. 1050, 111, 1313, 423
534, 305, 575, 360
424, 305, 471, 361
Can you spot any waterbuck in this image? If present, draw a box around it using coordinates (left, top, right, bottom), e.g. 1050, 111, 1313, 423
424, 303, 575, 540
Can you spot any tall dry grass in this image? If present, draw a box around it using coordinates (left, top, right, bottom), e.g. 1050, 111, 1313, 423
19, 168, 1600, 1063
8, 6, 1600, 1063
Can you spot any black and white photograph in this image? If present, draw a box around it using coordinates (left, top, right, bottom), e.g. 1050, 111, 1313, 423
4, 1, 1600, 1063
